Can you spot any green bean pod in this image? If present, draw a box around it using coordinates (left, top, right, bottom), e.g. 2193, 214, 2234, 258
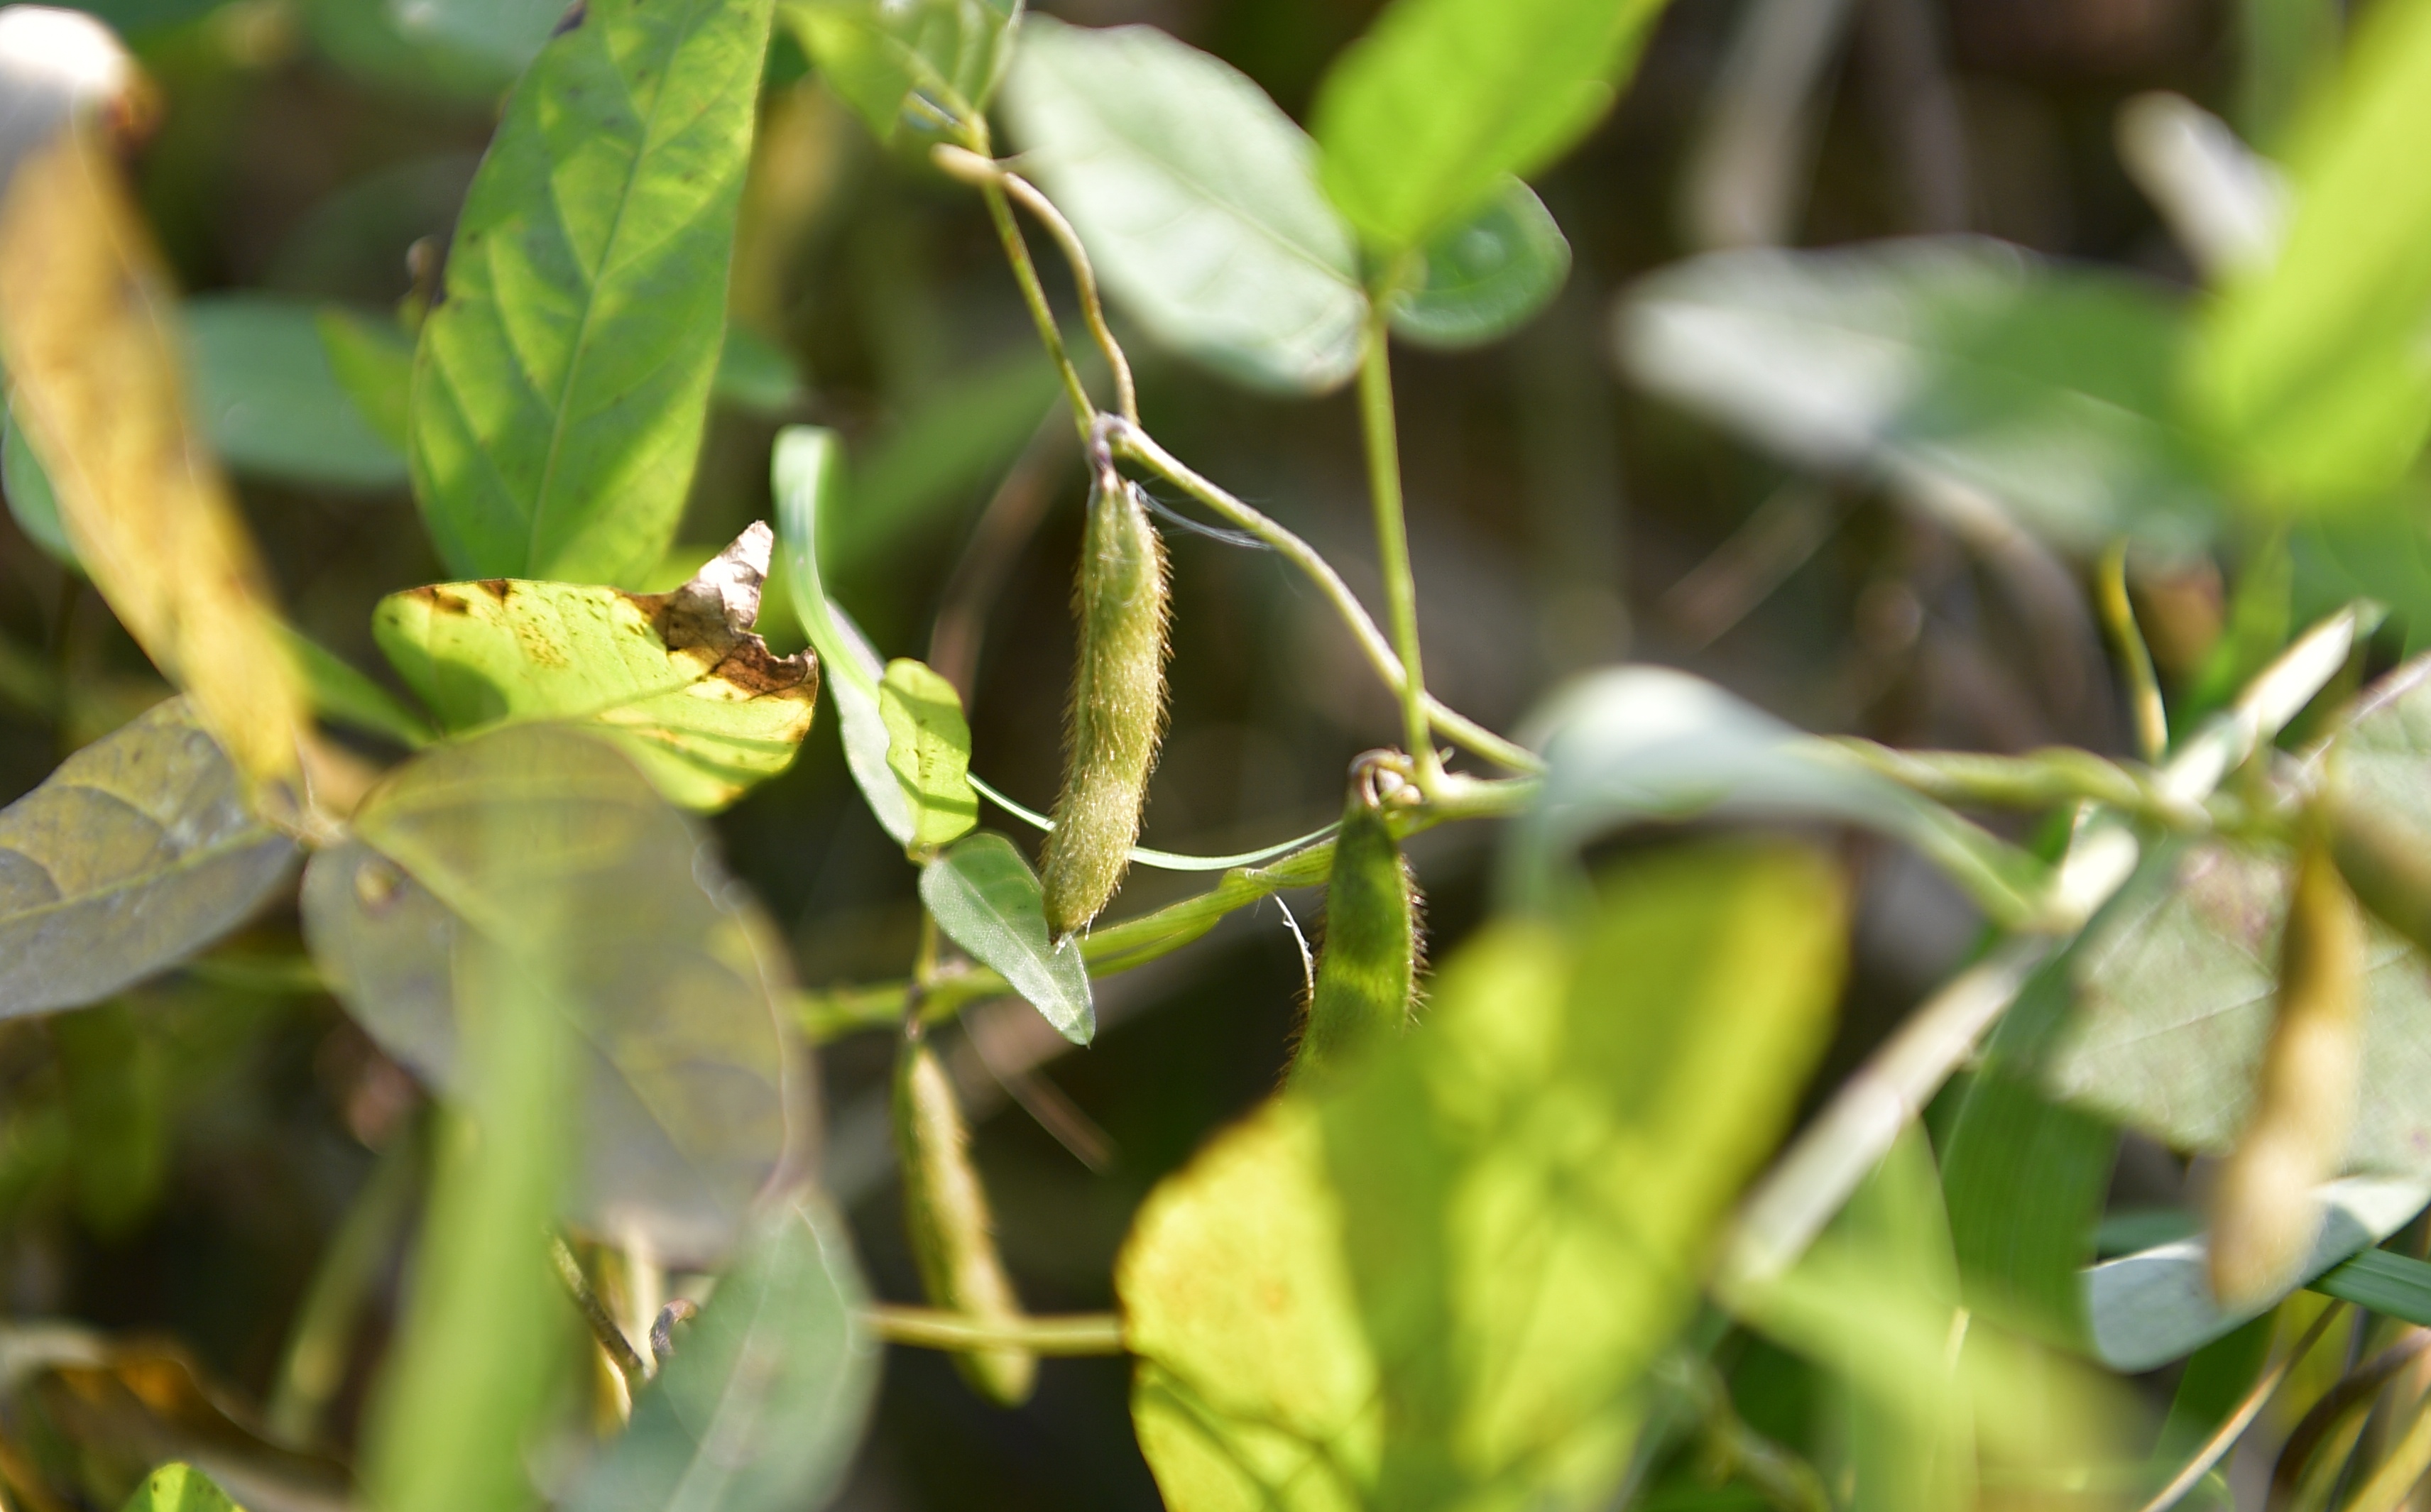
1289, 763, 1422, 1088
1042, 474, 1170, 939
2207, 838, 2365, 1310
894, 1030, 1035, 1405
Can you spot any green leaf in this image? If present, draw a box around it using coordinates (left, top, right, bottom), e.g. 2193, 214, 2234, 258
316, 306, 413, 454
781, 0, 1021, 141
774, 426, 917, 846
410, 0, 777, 584
569, 1198, 880, 1512
277, 625, 435, 748
2312, 1245, 2431, 1325
919, 831, 1091, 1044
372, 525, 818, 811
1119, 843, 1845, 1511
300, 723, 794, 1259
365, 933, 579, 1512
1508, 665, 2045, 925
1615, 238, 2227, 554
0, 698, 295, 1020
880, 657, 978, 850
2082, 1176, 2428, 1369
713, 324, 810, 415
1002, 18, 1367, 395
1311, 0, 1661, 252
2043, 840, 2431, 1177
2195, 0, 2431, 505
184, 295, 408, 490
118, 1464, 245, 1512
1, 394, 75, 569
1384, 176, 1570, 351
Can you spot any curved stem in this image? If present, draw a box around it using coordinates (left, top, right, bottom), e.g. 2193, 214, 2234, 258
969, 172, 1094, 439
1356, 310, 1441, 790
865, 1304, 1127, 1356
2099, 539, 2169, 763
1108, 420, 1541, 776
2138, 1302, 2347, 1512
935, 146, 1135, 428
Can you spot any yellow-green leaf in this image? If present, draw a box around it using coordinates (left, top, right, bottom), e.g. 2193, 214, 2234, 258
118, 1464, 245, 1512
880, 657, 978, 850
1119, 843, 1845, 1511
0, 42, 308, 789
373, 525, 817, 811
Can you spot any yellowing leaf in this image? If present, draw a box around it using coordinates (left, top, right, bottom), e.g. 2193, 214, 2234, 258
373, 524, 818, 811
0, 112, 307, 790
1118, 843, 1845, 1511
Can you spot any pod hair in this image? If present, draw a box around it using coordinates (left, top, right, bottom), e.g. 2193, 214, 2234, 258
1041, 469, 1170, 939
1289, 753, 1424, 1088
893, 1028, 1035, 1405
2207, 837, 2366, 1310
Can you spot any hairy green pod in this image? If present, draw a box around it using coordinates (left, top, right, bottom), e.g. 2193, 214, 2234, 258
1290, 768, 1422, 1087
1042, 474, 1170, 938
894, 1031, 1035, 1405
2208, 840, 2364, 1310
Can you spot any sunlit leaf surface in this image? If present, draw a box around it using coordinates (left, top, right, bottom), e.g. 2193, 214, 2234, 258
570, 1198, 880, 1512
301, 724, 794, 1259
410, 0, 776, 584
1313, 0, 1662, 252
2195, 0, 2431, 504
1004, 18, 1366, 394
880, 657, 978, 849
118, 1463, 245, 1512
1120, 844, 1844, 1511
0, 121, 308, 787
0, 699, 294, 1020
1616, 238, 2225, 553
783, 0, 1020, 141
374, 525, 817, 811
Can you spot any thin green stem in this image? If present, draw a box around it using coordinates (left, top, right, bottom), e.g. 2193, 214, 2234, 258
267, 1119, 422, 1446
1356, 308, 1440, 789
865, 1304, 1126, 1357
973, 177, 1095, 440
2099, 540, 2170, 763
551, 1235, 648, 1392
1108, 421, 1541, 776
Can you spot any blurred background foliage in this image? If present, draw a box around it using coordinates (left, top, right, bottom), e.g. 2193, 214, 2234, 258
0, 0, 2349, 1504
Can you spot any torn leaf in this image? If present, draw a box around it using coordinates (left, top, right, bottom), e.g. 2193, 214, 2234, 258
373, 523, 819, 811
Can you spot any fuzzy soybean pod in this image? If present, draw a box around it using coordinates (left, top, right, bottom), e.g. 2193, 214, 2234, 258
894, 1029, 1036, 1406
2207, 839, 2366, 1311
1289, 762, 1423, 1088
1041, 473, 1171, 938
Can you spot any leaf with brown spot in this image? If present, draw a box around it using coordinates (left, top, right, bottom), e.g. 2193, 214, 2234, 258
0, 55, 308, 793
372, 523, 818, 811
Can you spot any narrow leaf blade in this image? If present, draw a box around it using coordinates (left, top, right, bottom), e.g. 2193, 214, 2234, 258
919, 831, 1092, 1043
1312, 0, 1661, 251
